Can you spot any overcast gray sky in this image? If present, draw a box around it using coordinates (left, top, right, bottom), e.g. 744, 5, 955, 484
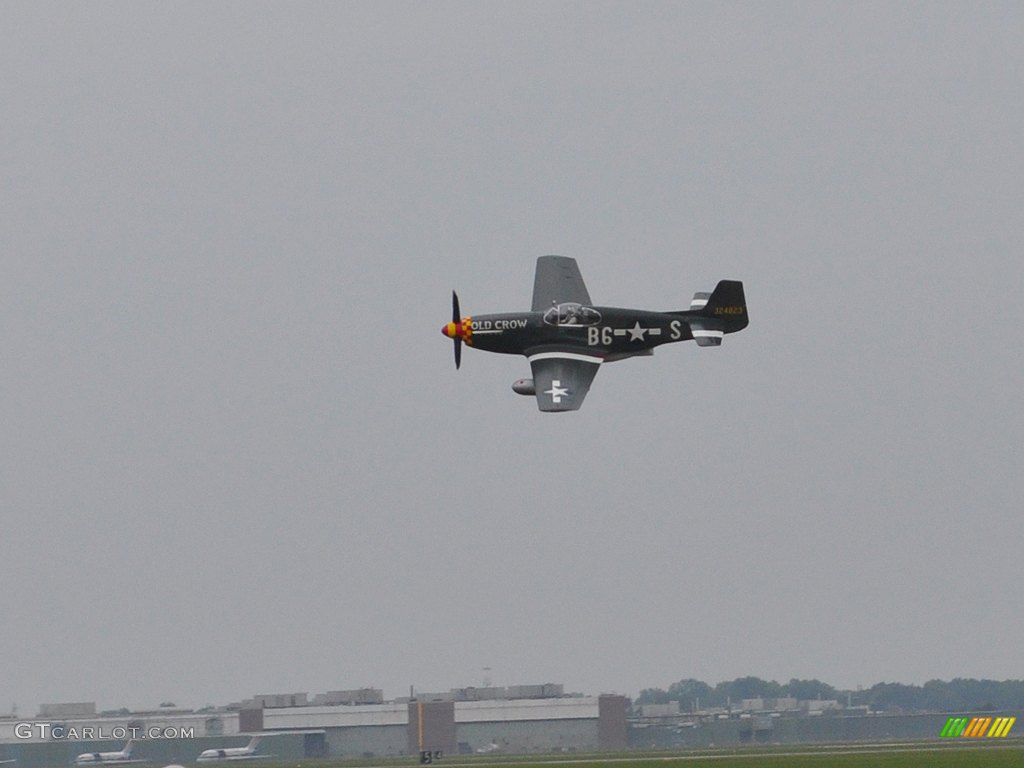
2, 1, 1022, 715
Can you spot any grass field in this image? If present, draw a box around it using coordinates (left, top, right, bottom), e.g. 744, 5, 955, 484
265, 742, 1024, 768
473, 744, 1018, 767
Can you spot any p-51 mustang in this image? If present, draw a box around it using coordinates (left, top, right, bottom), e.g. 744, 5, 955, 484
442, 255, 748, 412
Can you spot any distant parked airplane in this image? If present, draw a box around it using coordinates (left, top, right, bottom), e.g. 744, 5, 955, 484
75, 741, 144, 765
196, 737, 270, 763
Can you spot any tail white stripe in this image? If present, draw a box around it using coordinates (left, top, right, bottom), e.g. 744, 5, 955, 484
527, 352, 603, 365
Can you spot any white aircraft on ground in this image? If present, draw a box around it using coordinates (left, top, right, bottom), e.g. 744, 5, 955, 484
196, 737, 270, 763
75, 741, 145, 765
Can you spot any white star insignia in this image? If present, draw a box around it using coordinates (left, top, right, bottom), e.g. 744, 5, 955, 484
627, 321, 647, 341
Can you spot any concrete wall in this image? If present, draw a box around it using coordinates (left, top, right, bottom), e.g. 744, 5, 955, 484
455, 698, 599, 722
407, 702, 455, 756
263, 702, 406, 729
598, 695, 628, 750
455, 719, 598, 754
324, 724, 406, 758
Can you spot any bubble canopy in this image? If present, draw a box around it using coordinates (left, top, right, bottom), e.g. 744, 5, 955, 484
542, 302, 602, 326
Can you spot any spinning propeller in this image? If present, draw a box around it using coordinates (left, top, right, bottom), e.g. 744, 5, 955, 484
441, 291, 467, 369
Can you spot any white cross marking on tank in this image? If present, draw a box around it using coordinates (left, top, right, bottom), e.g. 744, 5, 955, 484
545, 380, 569, 403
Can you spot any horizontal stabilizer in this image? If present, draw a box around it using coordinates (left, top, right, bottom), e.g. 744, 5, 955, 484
689, 291, 710, 310
690, 322, 724, 347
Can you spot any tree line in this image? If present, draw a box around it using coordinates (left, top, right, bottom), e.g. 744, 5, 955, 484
636, 677, 1024, 713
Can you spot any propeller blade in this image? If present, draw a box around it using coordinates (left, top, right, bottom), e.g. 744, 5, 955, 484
452, 290, 462, 369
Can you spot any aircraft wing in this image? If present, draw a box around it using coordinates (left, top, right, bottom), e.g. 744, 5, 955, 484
528, 351, 602, 412
531, 256, 592, 311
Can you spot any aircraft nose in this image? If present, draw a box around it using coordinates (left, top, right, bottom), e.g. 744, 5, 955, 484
443, 319, 471, 339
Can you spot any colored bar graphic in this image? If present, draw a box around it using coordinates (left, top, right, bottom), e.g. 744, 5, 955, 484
988, 717, 1016, 738
969, 718, 989, 737
942, 715, 1015, 738
941, 717, 968, 738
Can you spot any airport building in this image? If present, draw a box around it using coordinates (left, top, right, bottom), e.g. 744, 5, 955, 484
0, 686, 629, 763
254, 687, 629, 757
6, 685, 1018, 762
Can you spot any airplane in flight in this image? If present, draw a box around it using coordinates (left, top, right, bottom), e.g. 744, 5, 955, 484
196, 737, 270, 763
75, 741, 145, 765
442, 255, 748, 411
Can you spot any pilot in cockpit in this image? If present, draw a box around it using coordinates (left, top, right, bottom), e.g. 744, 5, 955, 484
545, 302, 600, 327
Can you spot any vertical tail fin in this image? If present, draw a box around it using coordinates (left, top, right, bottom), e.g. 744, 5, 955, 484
700, 280, 748, 332
677, 280, 748, 346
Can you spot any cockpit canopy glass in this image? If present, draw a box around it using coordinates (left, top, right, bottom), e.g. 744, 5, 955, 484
542, 303, 602, 326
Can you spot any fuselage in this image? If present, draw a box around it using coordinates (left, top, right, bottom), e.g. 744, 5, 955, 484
75, 751, 133, 765
453, 306, 696, 360
76, 757, 128, 765
196, 750, 260, 762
